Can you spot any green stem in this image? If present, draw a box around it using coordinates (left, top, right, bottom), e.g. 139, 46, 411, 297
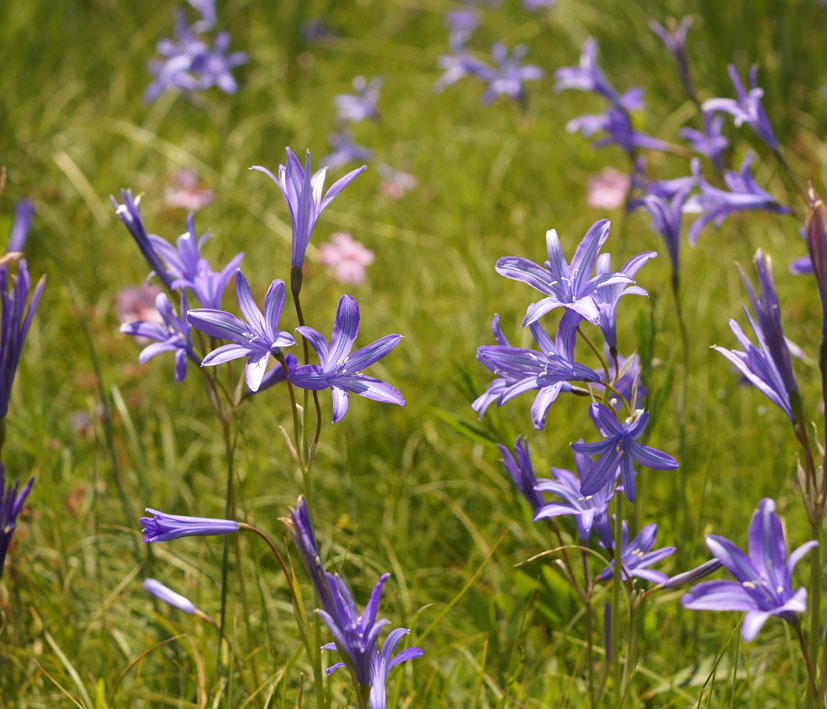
582, 551, 596, 708
612, 495, 623, 706
797, 620, 819, 700
810, 519, 823, 708
671, 271, 690, 542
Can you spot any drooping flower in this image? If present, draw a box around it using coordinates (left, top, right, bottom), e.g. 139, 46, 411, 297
479, 43, 544, 104
0, 257, 46, 418
286, 497, 423, 700
631, 187, 691, 274
495, 219, 632, 327
0, 465, 34, 577
148, 213, 243, 309
120, 292, 200, 383
164, 170, 214, 211
111, 190, 174, 289
141, 508, 239, 543
534, 444, 617, 541
591, 251, 656, 349
318, 232, 375, 285
680, 112, 728, 171
682, 498, 816, 641
187, 272, 296, 391
650, 17, 694, 98
8, 200, 34, 253
684, 154, 790, 245
324, 131, 375, 170
598, 522, 675, 584
703, 64, 777, 151
290, 295, 404, 422
252, 148, 367, 268
712, 250, 797, 421
476, 312, 600, 429
144, 578, 197, 614
586, 168, 630, 210
497, 436, 545, 511
335, 76, 382, 124
572, 403, 679, 502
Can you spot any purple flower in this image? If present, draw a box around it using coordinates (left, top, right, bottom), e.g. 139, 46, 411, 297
121, 292, 200, 383
523, 0, 555, 9
479, 43, 544, 104
650, 17, 694, 97
475, 312, 600, 429
680, 112, 728, 171
434, 42, 490, 92
805, 186, 827, 333
497, 436, 544, 510
712, 250, 797, 421
632, 164, 695, 201
0, 465, 33, 577
287, 497, 422, 697
631, 188, 692, 274
703, 64, 777, 151
290, 295, 404, 423
598, 522, 674, 584
554, 38, 620, 104
495, 219, 632, 327
594, 348, 644, 404
445, 8, 479, 47
8, 200, 34, 253
252, 148, 366, 268
148, 213, 243, 309
189, 32, 247, 95
323, 131, 375, 170
144, 578, 197, 614
534, 445, 617, 541
682, 498, 816, 641
0, 258, 46, 418
471, 314, 517, 418
111, 190, 174, 289
141, 508, 239, 542
187, 272, 296, 392
591, 251, 656, 349
567, 104, 670, 156
684, 154, 790, 245
335, 76, 382, 124
249, 352, 297, 396
572, 403, 679, 502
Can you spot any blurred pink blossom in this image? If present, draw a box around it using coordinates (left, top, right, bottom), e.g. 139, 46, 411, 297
116, 284, 163, 330
317, 232, 375, 284
586, 168, 630, 210
378, 164, 417, 200
164, 170, 214, 211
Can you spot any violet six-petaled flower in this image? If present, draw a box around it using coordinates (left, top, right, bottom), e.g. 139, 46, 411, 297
289, 294, 404, 423
598, 522, 675, 584
141, 508, 239, 543
682, 498, 816, 641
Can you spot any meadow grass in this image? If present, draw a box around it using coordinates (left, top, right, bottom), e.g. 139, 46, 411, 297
2, 0, 827, 705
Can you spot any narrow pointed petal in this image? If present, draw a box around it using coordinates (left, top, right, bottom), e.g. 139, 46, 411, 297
629, 441, 679, 470
329, 295, 360, 366
188, 309, 250, 342
331, 386, 350, 422
344, 335, 402, 373
245, 351, 271, 392
202, 343, 255, 366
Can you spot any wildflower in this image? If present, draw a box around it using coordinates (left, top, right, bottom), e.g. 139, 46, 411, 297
472, 314, 518, 417
141, 508, 238, 542
121, 292, 200, 383
573, 403, 678, 502
289, 295, 404, 423
111, 190, 174, 289
586, 168, 630, 210
476, 312, 600, 429
324, 131, 374, 169
650, 17, 694, 98
377, 164, 417, 200
144, 578, 197, 614
8, 200, 34, 253
164, 170, 214, 211
684, 154, 790, 245
479, 43, 544, 104
445, 8, 479, 47
0, 465, 33, 577
534, 445, 617, 540
554, 38, 620, 104
367, 628, 424, 709
805, 185, 827, 333
187, 272, 296, 392
252, 148, 366, 269
631, 187, 692, 274
703, 64, 777, 151
523, 0, 555, 9
498, 436, 545, 511
318, 232, 375, 285
335, 76, 382, 124
598, 522, 675, 583
567, 104, 670, 156
249, 352, 298, 395
712, 250, 797, 421
680, 112, 728, 171
495, 219, 632, 327
434, 44, 490, 92
0, 257, 46, 418
591, 251, 657, 349
682, 498, 816, 641
594, 348, 644, 404
663, 559, 723, 589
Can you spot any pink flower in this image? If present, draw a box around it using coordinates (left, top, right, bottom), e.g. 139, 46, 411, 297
116, 284, 163, 343
164, 170, 214, 211
317, 232, 375, 285
586, 168, 630, 210
378, 164, 417, 200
